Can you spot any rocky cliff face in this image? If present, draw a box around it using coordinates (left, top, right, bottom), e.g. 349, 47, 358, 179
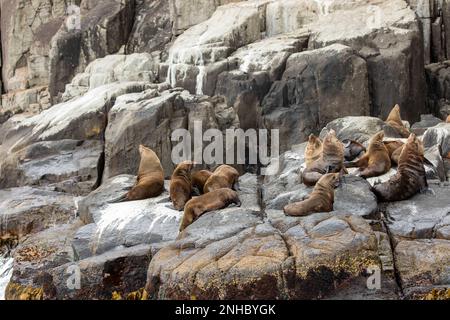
0, 0, 449, 300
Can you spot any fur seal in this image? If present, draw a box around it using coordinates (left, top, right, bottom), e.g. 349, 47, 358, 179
305, 134, 323, 166
383, 140, 405, 158
179, 188, 241, 231
284, 173, 340, 217
372, 133, 428, 202
170, 161, 195, 211
203, 165, 240, 193
343, 139, 366, 161
345, 131, 391, 178
302, 129, 345, 187
126, 145, 165, 201
385, 104, 410, 138
191, 170, 213, 195
446, 115, 450, 123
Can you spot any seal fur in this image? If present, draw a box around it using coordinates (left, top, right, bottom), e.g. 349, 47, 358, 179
179, 188, 241, 231
284, 173, 340, 217
126, 145, 164, 201
372, 133, 428, 202
204, 165, 240, 193
170, 161, 195, 211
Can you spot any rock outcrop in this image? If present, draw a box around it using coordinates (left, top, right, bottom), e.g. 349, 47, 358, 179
1, 0, 450, 301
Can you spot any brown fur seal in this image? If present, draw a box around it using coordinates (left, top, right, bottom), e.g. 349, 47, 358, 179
345, 131, 391, 178
446, 115, 450, 123
302, 129, 345, 187
191, 170, 213, 195
179, 188, 241, 231
305, 134, 323, 166
372, 133, 428, 202
203, 165, 240, 193
343, 139, 366, 161
385, 104, 410, 138
170, 161, 195, 211
383, 140, 405, 158
126, 145, 165, 200
284, 173, 340, 217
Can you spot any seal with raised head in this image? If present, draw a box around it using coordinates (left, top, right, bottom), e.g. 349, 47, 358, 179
170, 161, 195, 211
179, 188, 241, 231
302, 129, 345, 187
305, 134, 323, 166
342, 139, 366, 161
126, 145, 165, 201
345, 131, 391, 178
385, 104, 410, 138
191, 169, 213, 195
372, 133, 428, 202
284, 173, 340, 217
203, 165, 240, 193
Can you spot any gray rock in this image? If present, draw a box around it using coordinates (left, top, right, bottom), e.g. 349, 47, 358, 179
412, 114, 443, 136
0, 140, 102, 194
423, 123, 450, 157
262, 44, 370, 152
309, 0, 426, 123
146, 211, 379, 299
395, 239, 450, 290
385, 183, 450, 239
78, 175, 136, 224
320, 117, 386, 145
0, 187, 77, 240
334, 175, 379, 219
126, 0, 172, 55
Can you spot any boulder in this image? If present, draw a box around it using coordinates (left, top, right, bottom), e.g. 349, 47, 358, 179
395, 239, 450, 291
320, 116, 386, 145
62, 54, 159, 102
423, 123, 450, 157
169, 0, 246, 36
0, 187, 77, 240
309, 0, 427, 123
0, 82, 151, 153
48, 0, 136, 100
6, 228, 153, 300
126, 0, 172, 55
262, 44, 370, 152
384, 182, 450, 240
103, 89, 187, 179
0, 140, 102, 194
146, 210, 380, 299
411, 114, 443, 135
72, 182, 180, 260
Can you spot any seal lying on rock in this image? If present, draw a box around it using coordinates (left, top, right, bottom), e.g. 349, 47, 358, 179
191, 170, 213, 195
302, 129, 345, 187
305, 134, 323, 166
204, 165, 240, 193
385, 104, 410, 138
284, 173, 340, 217
372, 133, 428, 202
342, 139, 366, 161
179, 188, 241, 231
170, 161, 195, 211
126, 145, 165, 201
345, 131, 391, 178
